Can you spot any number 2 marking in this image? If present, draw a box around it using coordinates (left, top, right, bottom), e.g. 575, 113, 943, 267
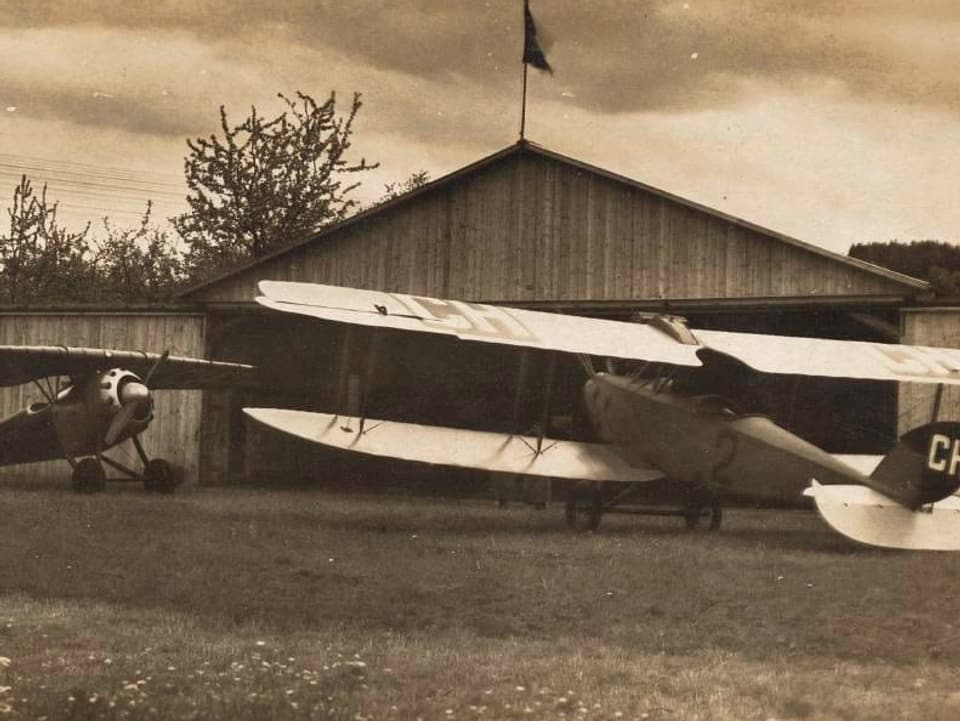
712, 428, 738, 485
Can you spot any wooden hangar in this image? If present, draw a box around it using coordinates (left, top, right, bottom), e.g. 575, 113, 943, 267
176, 140, 939, 487
0, 141, 945, 485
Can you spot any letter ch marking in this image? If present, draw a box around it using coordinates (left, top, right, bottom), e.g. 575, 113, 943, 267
925, 432, 960, 475
927, 434, 950, 472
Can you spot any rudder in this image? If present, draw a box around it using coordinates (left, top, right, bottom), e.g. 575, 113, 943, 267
869, 421, 960, 508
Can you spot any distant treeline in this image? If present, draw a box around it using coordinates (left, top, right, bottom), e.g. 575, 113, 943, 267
849, 240, 960, 296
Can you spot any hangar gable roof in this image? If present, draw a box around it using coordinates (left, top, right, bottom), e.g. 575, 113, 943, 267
179, 141, 928, 302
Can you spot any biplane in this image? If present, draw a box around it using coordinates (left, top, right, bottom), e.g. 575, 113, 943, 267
0, 346, 252, 493
245, 280, 960, 550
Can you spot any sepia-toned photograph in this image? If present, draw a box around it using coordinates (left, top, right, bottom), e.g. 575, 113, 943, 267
2, 2, 960, 719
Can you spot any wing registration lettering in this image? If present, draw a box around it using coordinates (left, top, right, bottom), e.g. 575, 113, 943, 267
926, 433, 960, 476
870, 344, 960, 380
399, 295, 537, 341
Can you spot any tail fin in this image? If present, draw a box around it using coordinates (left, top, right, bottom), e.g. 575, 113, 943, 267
869, 421, 960, 508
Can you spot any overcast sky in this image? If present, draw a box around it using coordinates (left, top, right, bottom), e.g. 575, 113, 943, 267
2, 1, 959, 254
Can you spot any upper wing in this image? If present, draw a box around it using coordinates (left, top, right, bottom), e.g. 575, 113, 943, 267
256, 281, 702, 368
257, 281, 960, 386
0, 346, 254, 389
244, 408, 664, 483
696, 329, 960, 385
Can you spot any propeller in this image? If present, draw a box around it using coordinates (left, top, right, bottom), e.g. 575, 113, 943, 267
103, 351, 168, 447
104, 380, 151, 447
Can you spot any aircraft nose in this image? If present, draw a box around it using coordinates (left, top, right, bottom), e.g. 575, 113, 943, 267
119, 381, 152, 419
582, 376, 603, 410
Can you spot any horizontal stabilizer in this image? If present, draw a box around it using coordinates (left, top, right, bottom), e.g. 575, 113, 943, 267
804, 482, 960, 551
244, 408, 663, 484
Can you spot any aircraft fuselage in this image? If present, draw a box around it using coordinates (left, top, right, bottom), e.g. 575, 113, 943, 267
0, 369, 152, 466
582, 373, 869, 503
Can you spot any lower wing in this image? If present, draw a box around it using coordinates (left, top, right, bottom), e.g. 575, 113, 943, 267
243, 408, 663, 483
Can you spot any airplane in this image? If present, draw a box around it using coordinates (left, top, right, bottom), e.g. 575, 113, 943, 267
0, 346, 252, 493
244, 280, 960, 551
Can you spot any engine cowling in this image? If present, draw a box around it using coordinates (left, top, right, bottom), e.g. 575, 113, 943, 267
53, 368, 154, 455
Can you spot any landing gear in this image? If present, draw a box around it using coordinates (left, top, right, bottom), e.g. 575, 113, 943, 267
143, 458, 177, 494
684, 487, 723, 531
565, 482, 602, 530
72, 457, 106, 494
564, 480, 724, 533
67, 436, 181, 495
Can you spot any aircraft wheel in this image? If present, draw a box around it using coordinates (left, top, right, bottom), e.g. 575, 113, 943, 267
684, 492, 723, 531
565, 485, 602, 531
72, 458, 106, 494
143, 458, 178, 494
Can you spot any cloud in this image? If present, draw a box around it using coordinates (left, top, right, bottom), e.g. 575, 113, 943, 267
6, 1, 960, 119
532, 1, 960, 116
0, 26, 226, 137
529, 87, 960, 251
4, 0, 960, 251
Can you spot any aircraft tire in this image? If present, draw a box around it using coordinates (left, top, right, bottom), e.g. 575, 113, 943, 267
72, 458, 106, 494
565, 485, 602, 531
684, 493, 723, 531
143, 458, 177, 494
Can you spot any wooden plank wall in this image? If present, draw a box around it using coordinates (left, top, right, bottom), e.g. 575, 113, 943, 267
899, 308, 960, 434
0, 313, 205, 485
192, 152, 911, 304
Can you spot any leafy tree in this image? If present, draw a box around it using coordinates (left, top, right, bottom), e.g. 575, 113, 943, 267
92, 202, 186, 303
928, 265, 960, 297
0, 175, 92, 304
850, 240, 960, 296
174, 90, 377, 279
377, 170, 430, 205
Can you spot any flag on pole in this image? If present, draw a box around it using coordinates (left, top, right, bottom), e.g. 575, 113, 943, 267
523, 0, 552, 73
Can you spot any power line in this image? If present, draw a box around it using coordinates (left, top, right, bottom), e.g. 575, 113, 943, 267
0, 153, 191, 227
57, 202, 180, 218
0, 167, 186, 200
0, 153, 184, 186
0, 169, 186, 199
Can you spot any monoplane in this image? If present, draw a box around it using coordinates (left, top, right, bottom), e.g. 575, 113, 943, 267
0, 346, 252, 493
245, 280, 960, 550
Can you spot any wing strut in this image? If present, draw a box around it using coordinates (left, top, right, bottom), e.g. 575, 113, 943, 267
336, 326, 357, 416
357, 331, 382, 435
511, 349, 533, 431
932, 383, 945, 422
536, 353, 557, 455
31, 378, 57, 405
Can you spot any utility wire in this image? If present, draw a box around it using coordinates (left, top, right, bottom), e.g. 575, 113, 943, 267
0, 152, 184, 185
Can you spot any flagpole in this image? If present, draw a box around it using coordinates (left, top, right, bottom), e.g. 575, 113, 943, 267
520, 61, 528, 140
520, 0, 549, 141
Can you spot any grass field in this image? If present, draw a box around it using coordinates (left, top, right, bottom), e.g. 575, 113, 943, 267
1, 482, 960, 721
